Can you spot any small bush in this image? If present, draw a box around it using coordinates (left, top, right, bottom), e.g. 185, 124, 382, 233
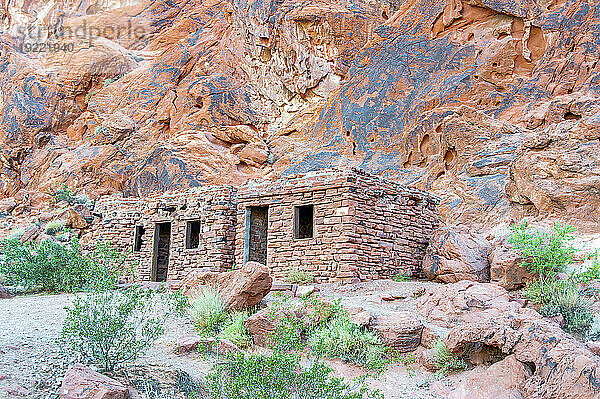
508, 221, 577, 276
219, 312, 252, 349
61, 287, 187, 371
523, 278, 572, 306
51, 184, 93, 208
45, 220, 66, 235
309, 316, 386, 371
286, 267, 314, 285
0, 238, 135, 293
205, 351, 383, 399
189, 287, 227, 335
551, 289, 594, 335
392, 272, 409, 282
432, 339, 467, 375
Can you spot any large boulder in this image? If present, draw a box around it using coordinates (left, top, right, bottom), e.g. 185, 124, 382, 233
182, 261, 272, 310
422, 226, 491, 283
444, 310, 600, 399
445, 355, 531, 399
371, 311, 423, 352
59, 364, 129, 399
489, 238, 536, 290
58, 207, 90, 230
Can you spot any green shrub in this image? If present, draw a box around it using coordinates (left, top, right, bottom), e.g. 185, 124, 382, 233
392, 272, 410, 282
205, 351, 383, 399
265, 296, 343, 352
574, 252, 600, 284
189, 287, 227, 335
219, 312, 252, 349
51, 184, 93, 208
508, 221, 577, 276
45, 220, 66, 235
523, 278, 572, 305
61, 287, 187, 371
0, 238, 135, 293
552, 289, 594, 335
286, 267, 314, 285
309, 316, 386, 371
432, 339, 467, 375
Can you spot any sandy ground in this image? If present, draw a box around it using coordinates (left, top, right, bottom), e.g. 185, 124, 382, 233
0, 280, 452, 399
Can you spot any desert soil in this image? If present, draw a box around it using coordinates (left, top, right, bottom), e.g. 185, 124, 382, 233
0, 280, 461, 399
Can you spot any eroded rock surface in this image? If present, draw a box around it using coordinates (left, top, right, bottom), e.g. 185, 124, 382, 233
59, 363, 129, 399
1, 0, 600, 233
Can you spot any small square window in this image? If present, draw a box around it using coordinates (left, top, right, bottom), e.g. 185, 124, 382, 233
294, 205, 314, 239
186, 220, 201, 249
133, 225, 145, 252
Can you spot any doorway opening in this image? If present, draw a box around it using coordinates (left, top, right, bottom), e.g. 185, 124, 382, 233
244, 206, 268, 265
152, 222, 171, 282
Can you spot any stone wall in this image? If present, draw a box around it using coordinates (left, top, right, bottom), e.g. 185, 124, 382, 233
234, 169, 440, 282
92, 169, 439, 283
92, 186, 236, 281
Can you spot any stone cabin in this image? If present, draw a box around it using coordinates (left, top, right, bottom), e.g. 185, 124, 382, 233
91, 169, 440, 283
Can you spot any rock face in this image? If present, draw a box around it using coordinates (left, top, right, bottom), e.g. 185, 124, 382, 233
489, 238, 536, 290
416, 280, 528, 328
445, 311, 600, 399
2, 0, 600, 233
446, 355, 531, 399
417, 281, 600, 399
371, 311, 424, 352
422, 226, 491, 283
182, 261, 272, 310
59, 364, 129, 399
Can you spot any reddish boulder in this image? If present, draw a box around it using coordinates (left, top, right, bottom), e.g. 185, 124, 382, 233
175, 335, 241, 355
444, 311, 600, 399
446, 355, 531, 399
182, 261, 272, 310
0, 285, 13, 299
58, 208, 90, 230
371, 311, 423, 352
422, 226, 491, 284
417, 280, 527, 329
59, 364, 129, 399
489, 238, 536, 290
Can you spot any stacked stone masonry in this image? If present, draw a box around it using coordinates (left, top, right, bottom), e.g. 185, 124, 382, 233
91, 169, 440, 283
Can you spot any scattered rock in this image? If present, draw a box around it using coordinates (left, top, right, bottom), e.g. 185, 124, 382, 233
59, 363, 129, 399
245, 306, 278, 346
174, 335, 204, 355
347, 307, 372, 327
372, 311, 423, 352
380, 291, 408, 301
422, 225, 491, 284
296, 285, 317, 297
489, 238, 535, 290
182, 261, 273, 310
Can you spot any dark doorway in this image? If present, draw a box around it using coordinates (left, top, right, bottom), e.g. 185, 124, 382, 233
152, 222, 171, 282
245, 206, 268, 265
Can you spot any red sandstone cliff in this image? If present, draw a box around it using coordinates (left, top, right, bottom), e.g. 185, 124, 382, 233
1, 0, 599, 231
